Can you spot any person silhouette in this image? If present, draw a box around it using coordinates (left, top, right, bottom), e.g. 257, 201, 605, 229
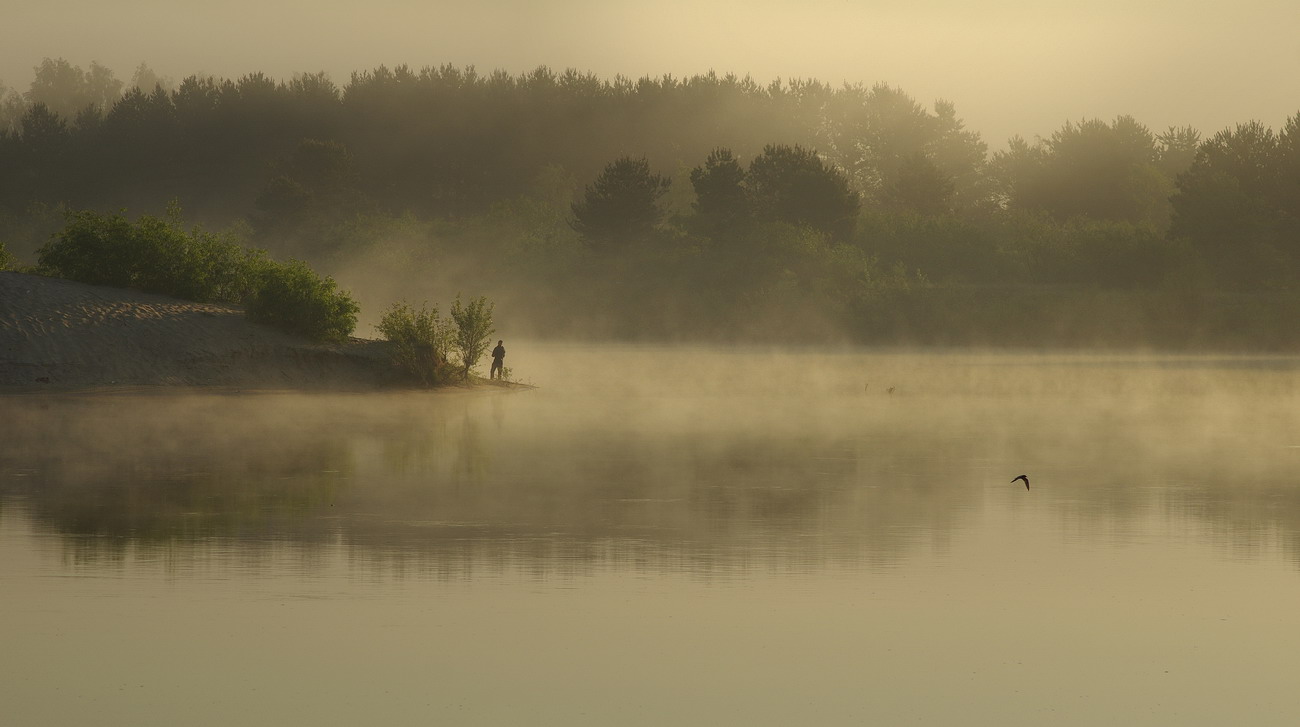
490, 340, 505, 380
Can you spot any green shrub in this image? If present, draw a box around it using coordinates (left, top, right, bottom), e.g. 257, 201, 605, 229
377, 301, 455, 385
37, 207, 358, 342
449, 295, 495, 379
187, 229, 268, 304
36, 208, 263, 303
0, 240, 16, 271
37, 210, 138, 287
246, 259, 359, 342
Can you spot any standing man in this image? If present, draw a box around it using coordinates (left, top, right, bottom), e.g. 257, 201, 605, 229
490, 340, 506, 380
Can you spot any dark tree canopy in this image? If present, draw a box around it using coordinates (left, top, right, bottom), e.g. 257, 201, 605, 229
5, 58, 1300, 347
570, 156, 671, 248
818, 85, 987, 211
24, 58, 122, 119
1155, 125, 1202, 179
689, 148, 749, 235
994, 116, 1171, 226
883, 152, 955, 216
746, 144, 860, 241
1168, 120, 1300, 285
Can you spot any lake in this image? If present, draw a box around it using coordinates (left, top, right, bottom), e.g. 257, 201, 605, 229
4, 345, 1300, 725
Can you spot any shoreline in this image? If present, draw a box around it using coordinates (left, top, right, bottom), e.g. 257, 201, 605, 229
1, 271, 528, 392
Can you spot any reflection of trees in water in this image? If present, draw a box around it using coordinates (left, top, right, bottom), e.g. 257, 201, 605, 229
1, 392, 986, 577
341, 429, 979, 579
1001, 390, 1300, 569
1055, 463, 1300, 571
1162, 467, 1300, 567
1, 393, 355, 569
8, 372, 1300, 578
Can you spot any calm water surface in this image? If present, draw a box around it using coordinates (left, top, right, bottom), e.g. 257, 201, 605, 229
4, 345, 1300, 725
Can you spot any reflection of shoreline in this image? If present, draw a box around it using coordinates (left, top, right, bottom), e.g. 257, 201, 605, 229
0, 497, 944, 582
6, 351, 1300, 577
8, 483, 1300, 583
0, 271, 402, 390
0, 453, 967, 578
1, 390, 979, 575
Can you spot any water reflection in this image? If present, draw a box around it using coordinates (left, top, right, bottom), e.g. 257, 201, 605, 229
5, 349, 1300, 578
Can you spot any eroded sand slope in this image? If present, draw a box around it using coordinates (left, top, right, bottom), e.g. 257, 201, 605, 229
0, 272, 390, 388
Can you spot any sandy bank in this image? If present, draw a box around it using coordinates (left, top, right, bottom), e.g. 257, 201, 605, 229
0, 271, 398, 390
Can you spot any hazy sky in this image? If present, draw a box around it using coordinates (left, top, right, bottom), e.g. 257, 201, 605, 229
5, 0, 1298, 145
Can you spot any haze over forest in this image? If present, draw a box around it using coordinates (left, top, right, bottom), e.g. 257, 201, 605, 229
2, 0, 1299, 348
4, 0, 1298, 146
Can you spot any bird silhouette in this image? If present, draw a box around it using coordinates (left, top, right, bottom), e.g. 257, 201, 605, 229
1012, 474, 1030, 490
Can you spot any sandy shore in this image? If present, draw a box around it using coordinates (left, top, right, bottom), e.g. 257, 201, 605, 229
0, 271, 397, 389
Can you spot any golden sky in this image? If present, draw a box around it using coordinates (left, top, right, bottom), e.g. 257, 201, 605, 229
5, 0, 1299, 144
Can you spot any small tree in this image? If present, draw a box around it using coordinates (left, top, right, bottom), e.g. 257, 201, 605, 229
0, 240, 17, 271
449, 295, 495, 380
571, 156, 670, 249
377, 301, 454, 385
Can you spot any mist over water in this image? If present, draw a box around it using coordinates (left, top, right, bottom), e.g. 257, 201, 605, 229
5, 345, 1300, 724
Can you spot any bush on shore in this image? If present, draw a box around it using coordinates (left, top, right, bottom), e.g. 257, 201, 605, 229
378, 297, 502, 385
377, 301, 456, 385
449, 295, 496, 381
245, 259, 359, 343
37, 207, 358, 342
0, 240, 16, 271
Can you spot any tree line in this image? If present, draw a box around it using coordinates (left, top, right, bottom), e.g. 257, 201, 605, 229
0, 59, 990, 224
2, 58, 1299, 348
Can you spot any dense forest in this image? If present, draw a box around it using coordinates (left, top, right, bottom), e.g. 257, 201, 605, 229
2, 58, 1298, 348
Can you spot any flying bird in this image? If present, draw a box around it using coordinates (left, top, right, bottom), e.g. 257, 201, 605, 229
1012, 474, 1030, 490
